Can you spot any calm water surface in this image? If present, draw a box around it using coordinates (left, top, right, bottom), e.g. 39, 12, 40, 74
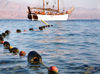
0, 19, 100, 74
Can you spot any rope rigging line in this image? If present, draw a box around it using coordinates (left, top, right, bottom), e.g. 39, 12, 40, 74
52, 0, 56, 8
61, 0, 65, 11
40, 62, 49, 69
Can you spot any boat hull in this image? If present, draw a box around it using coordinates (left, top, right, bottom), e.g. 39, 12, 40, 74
28, 14, 68, 21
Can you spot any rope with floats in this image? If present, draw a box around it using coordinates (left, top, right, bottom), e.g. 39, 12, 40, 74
40, 62, 49, 69
0, 28, 59, 74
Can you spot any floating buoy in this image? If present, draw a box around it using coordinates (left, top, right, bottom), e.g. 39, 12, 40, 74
2, 33, 6, 37
3, 41, 10, 49
1, 41, 4, 44
39, 27, 43, 31
36, 29, 39, 31
47, 25, 50, 27
24, 30, 27, 32
0, 34, 4, 38
9, 31, 11, 33
42, 26, 45, 28
9, 46, 13, 51
0, 36, 4, 43
51, 25, 53, 26
19, 51, 26, 56
83, 64, 89, 67
48, 66, 59, 74
29, 28, 34, 31
5, 30, 10, 35
10, 47, 19, 53
16, 29, 21, 33
27, 51, 42, 65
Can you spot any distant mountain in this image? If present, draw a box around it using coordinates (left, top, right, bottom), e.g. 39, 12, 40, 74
0, 0, 100, 19
68, 7, 100, 19
0, 0, 27, 11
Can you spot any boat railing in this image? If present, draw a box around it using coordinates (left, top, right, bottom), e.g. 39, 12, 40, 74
27, 6, 75, 15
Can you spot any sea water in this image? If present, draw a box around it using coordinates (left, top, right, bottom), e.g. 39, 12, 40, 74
0, 19, 100, 74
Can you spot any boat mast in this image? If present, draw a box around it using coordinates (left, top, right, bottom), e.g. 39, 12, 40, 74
58, 0, 59, 12
43, 0, 45, 12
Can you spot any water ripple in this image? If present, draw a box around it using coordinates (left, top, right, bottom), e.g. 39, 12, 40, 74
0, 19, 100, 74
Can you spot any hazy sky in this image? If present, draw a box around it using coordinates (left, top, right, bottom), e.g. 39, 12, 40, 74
8, 0, 100, 9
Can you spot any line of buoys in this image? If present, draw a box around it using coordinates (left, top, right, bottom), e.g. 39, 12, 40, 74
16, 29, 27, 33
0, 25, 59, 74
2, 40, 25, 55
15, 24, 53, 32
0, 30, 11, 44
16, 28, 38, 33
15, 20, 53, 32
38, 20, 53, 31
39, 25, 53, 31
10, 47, 19, 53
16, 29, 21, 33
0, 30, 25, 56
3, 41, 19, 54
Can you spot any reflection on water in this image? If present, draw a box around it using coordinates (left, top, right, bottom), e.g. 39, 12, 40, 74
0, 20, 100, 74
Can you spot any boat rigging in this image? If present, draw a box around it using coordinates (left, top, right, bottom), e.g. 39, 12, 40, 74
27, 0, 75, 21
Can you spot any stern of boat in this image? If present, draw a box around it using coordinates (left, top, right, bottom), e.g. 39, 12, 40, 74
27, 6, 38, 21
